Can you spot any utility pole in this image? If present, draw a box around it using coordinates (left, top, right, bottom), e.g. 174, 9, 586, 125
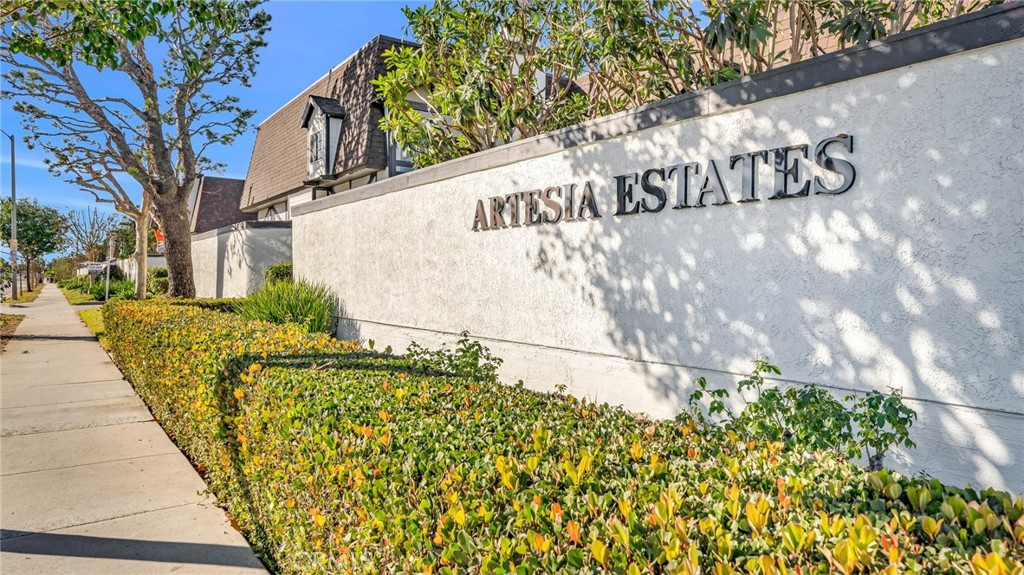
0, 130, 17, 301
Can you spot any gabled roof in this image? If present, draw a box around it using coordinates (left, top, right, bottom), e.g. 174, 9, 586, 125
190, 176, 255, 233
300, 95, 346, 128
241, 35, 417, 211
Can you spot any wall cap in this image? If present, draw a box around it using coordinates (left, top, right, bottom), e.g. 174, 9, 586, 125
190, 220, 292, 242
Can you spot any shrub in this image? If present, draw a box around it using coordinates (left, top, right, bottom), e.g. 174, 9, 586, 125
237, 279, 334, 334
103, 301, 353, 516
406, 330, 503, 382
147, 266, 169, 295
688, 360, 917, 471
264, 261, 293, 284
103, 304, 1024, 574
148, 276, 169, 295
58, 276, 90, 292
90, 278, 134, 301
161, 297, 245, 313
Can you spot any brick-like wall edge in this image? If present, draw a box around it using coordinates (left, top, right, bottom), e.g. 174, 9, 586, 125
292, 2, 1024, 217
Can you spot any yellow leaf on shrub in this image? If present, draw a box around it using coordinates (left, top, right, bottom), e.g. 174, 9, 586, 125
528, 530, 551, 554
591, 539, 609, 566
310, 508, 326, 527
451, 504, 466, 526
233, 388, 245, 400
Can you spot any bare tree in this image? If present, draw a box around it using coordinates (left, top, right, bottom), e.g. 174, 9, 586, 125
66, 207, 120, 264
2, 1, 270, 297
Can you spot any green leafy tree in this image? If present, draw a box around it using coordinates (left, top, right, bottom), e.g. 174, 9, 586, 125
114, 222, 157, 260
0, 198, 69, 292
379, 0, 1001, 164
373, 0, 592, 167
0, 259, 12, 301
47, 254, 81, 282
2, 0, 271, 298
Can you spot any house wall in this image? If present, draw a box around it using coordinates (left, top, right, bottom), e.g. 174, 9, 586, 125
291, 10, 1024, 492
115, 256, 167, 282
191, 222, 292, 298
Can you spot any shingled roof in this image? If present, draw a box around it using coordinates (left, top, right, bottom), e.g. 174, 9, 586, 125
190, 176, 255, 233
241, 35, 415, 211
301, 96, 345, 127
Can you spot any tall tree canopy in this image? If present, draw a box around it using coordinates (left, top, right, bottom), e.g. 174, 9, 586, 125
2, 0, 271, 297
373, 0, 593, 167
0, 198, 69, 292
376, 0, 1000, 168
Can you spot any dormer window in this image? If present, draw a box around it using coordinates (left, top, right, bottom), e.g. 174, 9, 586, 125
309, 129, 323, 163
301, 95, 345, 180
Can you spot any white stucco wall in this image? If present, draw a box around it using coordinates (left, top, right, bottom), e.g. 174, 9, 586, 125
191, 224, 292, 298
114, 256, 167, 283
292, 38, 1024, 493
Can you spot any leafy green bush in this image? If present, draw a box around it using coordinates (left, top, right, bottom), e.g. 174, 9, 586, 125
237, 279, 335, 333
148, 277, 169, 295
89, 279, 134, 301
232, 363, 1023, 574
147, 266, 169, 295
103, 304, 1024, 574
58, 276, 90, 292
160, 297, 245, 313
406, 330, 503, 382
102, 301, 354, 520
688, 360, 917, 471
264, 261, 293, 284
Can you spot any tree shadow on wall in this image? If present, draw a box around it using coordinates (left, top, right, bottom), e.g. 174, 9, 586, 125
514, 41, 1022, 491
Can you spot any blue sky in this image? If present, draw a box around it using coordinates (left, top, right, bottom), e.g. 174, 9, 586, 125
0, 1, 425, 215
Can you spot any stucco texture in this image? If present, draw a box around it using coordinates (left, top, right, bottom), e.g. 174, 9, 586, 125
293, 40, 1024, 493
191, 226, 292, 298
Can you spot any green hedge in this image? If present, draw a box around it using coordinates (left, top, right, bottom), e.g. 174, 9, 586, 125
103, 301, 351, 508
105, 302, 1024, 575
158, 297, 246, 313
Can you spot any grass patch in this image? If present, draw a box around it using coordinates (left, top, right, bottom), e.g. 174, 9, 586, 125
61, 286, 99, 305
78, 308, 107, 349
0, 313, 24, 350
8, 286, 42, 304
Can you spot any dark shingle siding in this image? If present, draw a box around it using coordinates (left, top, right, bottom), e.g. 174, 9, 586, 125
191, 176, 255, 233
242, 36, 415, 210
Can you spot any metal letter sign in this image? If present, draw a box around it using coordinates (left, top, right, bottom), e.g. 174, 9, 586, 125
472, 134, 856, 231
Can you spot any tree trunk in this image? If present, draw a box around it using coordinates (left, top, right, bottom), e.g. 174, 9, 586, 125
132, 209, 148, 300
25, 260, 32, 292
132, 193, 152, 300
157, 198, 195, 298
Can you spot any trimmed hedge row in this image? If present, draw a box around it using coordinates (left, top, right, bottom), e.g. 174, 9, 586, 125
105, 301, 1024, 575
103, 300, 353, 500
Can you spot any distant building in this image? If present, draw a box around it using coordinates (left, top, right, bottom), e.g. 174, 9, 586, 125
190, 35, 419, 297
239, 35, 418, 222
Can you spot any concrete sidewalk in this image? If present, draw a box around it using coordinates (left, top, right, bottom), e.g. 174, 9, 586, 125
0, 285, 267, 574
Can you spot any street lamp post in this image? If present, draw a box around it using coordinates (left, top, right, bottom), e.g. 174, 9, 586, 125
1, 130, 17, 301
